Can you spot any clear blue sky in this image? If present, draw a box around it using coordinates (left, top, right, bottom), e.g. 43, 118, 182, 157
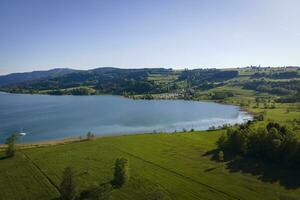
0, 0, 300, 75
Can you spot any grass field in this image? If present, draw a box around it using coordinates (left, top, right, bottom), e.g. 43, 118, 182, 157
1, 129, 300, 200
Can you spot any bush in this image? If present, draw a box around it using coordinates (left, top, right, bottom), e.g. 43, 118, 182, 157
69, 87, 96, 95
211, 91, 234, 100
112, 158, 130, 188
254, 113, 264, 121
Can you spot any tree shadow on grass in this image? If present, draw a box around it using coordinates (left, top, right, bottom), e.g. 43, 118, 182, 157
204, 149, 300, 189
0, 155, 10, 160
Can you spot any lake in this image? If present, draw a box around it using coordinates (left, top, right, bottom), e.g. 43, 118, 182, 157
0, 92, 252, 143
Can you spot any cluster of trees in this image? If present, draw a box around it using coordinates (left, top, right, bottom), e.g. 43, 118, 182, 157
242, 79, 299, 96
47, 87, 97, 95
253, 113, 264, 121
86, 132, 95, 140
59, 158, 129, 200
251, 71, 299, 79
179, 69, 238, 87
278, 88, 300, 103
217, 122, 300, 167
210, 91, 234, 100
139, 93, 155, 100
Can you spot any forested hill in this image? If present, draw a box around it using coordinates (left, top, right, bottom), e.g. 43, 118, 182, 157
0, 67, 237, 95
0, 66, 299, 103
0, 68, 77, 87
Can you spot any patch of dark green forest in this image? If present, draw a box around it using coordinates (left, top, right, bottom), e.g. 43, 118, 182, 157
216, 122, 300, 168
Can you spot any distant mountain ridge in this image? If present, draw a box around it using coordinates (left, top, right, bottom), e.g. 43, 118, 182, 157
0, 67, 166, 87
0, 68, 77, 86
0, 66, 242, 96
0, 66, 299, 102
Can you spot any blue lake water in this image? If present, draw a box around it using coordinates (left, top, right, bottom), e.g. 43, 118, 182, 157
0, 92, 252, 143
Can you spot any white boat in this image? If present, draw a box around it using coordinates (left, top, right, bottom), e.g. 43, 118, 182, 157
19, 132, 26, 136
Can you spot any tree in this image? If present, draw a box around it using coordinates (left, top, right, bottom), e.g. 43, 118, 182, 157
216, 133, 227, 150
112, 158, 129, 188
60, 167, 76, 200
254, 113, 264, 121
87, 132, 94, 140
5, 133, 18, 157
226, 128, 248, 154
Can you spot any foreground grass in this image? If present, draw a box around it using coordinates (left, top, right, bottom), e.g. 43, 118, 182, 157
1, 130, 300, 200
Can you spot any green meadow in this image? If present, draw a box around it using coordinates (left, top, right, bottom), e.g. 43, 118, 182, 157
1, 128, 300, 200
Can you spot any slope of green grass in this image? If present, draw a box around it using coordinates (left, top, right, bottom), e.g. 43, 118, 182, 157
0, 153, 59, 200
1, 130, 300, 200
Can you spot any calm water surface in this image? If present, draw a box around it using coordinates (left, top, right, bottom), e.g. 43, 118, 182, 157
0, 92, 252, 143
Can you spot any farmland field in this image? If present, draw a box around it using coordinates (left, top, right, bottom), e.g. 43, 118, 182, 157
1, 128, 300, 200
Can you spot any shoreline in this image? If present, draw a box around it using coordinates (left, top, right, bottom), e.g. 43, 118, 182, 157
0, 131, 184, 150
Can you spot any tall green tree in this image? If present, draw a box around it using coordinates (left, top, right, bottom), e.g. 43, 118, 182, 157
112, 158, 129, 188
87, 132, 94, 140
5, 133, 18, 157
60, 167, 76, 200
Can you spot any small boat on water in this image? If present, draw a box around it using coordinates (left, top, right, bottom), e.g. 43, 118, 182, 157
18, 129, 27, 136
19, 132, 26, 136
